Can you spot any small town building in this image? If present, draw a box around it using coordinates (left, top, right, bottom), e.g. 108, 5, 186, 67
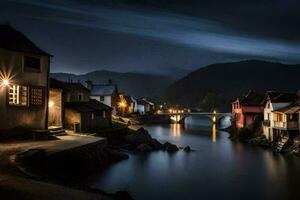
50, 78, 112, 132
137, 98, 155, 114
64, 99, 112, 132
0, 25, 51, 131
124, 95, 137, 113
232, 91, 265, 128
85, 80, 119, 114
272, 103, 300, 142
262, 92, 299, 141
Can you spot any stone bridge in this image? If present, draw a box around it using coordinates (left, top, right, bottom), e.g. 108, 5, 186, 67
157, 111, 231, 124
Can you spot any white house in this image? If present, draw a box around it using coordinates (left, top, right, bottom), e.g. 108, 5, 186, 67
137, 98, 154, 114
85, 80, 119, 114
263, 92, 298, 141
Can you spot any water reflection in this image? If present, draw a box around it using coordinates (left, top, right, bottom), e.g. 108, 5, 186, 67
170, 123, 182, 137
212, 124, 216, 143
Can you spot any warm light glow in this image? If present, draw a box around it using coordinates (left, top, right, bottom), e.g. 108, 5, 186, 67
212, 124, 216, 143
49, 101, 54, 108
118, 101, 126, 108
2, 79, 9, 86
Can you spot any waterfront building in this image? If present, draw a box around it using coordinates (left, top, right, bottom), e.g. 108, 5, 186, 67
263, 92, 299, 141
231, 91, 265, 129
0, 25, 51, 131
137, 98, 155, 114
85, 80, 119, 114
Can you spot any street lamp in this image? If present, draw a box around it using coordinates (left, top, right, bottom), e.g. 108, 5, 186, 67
2, 79, 9, 86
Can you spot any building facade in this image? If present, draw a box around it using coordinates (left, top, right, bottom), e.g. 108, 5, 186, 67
0, 25, 51, 131
232, 91, 265, 129
85, 80, 119, 114
262, 92, 298, 141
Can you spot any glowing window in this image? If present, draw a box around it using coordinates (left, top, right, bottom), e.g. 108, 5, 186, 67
9, 85, 28, 106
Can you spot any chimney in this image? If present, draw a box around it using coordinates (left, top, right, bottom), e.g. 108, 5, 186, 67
85, 80, 93, 90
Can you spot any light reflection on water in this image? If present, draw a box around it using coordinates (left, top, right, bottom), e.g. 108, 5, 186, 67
88, 116, 300, 200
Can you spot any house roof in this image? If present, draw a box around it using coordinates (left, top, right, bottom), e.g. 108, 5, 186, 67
64, 99, 112, 113
137, 98, 154, 106
50, 78, 90, 92
266, 91, 299, 103
90, 84, 116, 96
124, 95, 134, 104
274, 103, 300, 114
239, 91, 265, 106
0, 25, 51, 56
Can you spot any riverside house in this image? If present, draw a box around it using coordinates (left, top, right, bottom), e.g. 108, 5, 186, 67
262, 92, 299, 141
271, 102, 300, 141
85, 80, 119, 115
232, 91, 265, 129
50, 78, 112, 132
137, 98, 155, 114
0, 25, 51, 131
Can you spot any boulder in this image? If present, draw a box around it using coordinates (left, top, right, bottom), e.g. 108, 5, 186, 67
149, 139, 163, 150
163, 142, 179, 153
124, 128, 152, 145
136, 143, 152, 152
183, 146, 191, 152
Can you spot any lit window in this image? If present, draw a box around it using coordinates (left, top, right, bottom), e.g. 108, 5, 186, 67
9, 85, 28, 106
30, 87, 43, 106
91, 113, 94, 120
24, 56, 41, 72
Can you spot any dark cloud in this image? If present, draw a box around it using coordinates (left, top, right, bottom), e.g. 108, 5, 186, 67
0, 0, 299, 75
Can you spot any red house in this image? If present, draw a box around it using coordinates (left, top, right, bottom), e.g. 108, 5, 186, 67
232, 91, 265, 128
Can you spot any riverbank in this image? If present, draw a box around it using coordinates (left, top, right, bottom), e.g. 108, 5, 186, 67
227, 125, 300, 156
0, 134, 132, 200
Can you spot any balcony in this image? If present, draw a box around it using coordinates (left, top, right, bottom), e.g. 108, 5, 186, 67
274, 121, 299, 130
274, 121, 285, 129
263, 120, 270, 127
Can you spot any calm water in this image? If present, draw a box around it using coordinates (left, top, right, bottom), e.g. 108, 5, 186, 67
88, 116, 300, 200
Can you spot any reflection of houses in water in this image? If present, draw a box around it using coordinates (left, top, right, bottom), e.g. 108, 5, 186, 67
170, 123, 182, 137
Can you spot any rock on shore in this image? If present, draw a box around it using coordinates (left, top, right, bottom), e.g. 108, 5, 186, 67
123, 127, 180, 153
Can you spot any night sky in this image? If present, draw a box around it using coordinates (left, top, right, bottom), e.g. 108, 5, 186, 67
1, 0, 300, 76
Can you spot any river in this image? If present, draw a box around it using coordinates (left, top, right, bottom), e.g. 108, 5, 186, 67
88, 116, 300, 200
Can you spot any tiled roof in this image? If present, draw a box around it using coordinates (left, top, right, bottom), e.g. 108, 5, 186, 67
90, 84, 116, 96
0, 25, 51, 56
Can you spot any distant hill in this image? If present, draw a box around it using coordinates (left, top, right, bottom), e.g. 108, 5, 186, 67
165, 60, 300, 111
51, 70, 175, 98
